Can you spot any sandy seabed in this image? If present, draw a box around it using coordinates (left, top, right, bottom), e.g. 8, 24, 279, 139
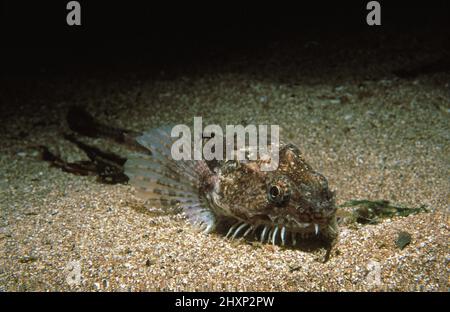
1, 32, 449, 291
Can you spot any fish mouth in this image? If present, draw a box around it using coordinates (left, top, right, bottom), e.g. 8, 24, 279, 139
292, 200, 336, 224
283, 217, 327, 236
222, 198, 337, 246
224, 215, 333, 247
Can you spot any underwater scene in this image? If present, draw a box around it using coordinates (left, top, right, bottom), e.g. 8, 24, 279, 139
1, 2, 449, 293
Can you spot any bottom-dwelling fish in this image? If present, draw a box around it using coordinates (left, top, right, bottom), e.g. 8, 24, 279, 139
124, 128, 338, 247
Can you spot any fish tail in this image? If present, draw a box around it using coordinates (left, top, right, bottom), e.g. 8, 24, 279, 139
66, 106, 143, 150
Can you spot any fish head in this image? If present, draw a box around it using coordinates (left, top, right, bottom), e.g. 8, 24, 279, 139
221, 143, 336, 236
264, 144, 336, 231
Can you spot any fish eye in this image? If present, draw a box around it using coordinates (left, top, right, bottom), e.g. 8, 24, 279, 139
269, 185, 280, 198
267, 184, 290, 205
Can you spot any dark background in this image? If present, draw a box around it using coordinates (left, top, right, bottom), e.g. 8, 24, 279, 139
1, 1, 449, 72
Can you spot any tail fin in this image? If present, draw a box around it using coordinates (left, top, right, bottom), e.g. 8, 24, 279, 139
66, 106, 143, 150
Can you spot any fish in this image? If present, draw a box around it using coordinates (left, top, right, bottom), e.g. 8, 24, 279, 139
124, 127, 338, 247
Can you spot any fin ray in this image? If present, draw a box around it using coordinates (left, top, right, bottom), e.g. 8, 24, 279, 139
125, 127, 217, 231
